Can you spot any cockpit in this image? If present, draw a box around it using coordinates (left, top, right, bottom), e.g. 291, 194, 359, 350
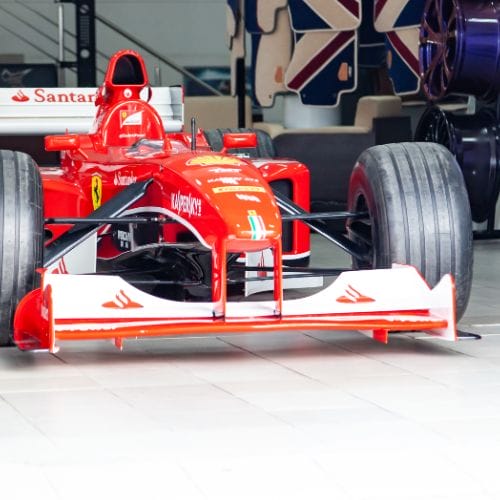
93, 50, 166, 147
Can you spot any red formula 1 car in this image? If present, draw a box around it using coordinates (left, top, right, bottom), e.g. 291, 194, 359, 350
0, 50, 473, 352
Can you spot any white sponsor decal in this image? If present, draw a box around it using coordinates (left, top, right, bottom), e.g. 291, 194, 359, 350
171, 190, 202, 217
236, 193, 261, 203
213, 185, 266, 194
122, 111, 143, 126
114, 172, 137, 186
208, 167, 241, 174
117, 230, 131, 243
119, 132, 142, 139
207, 177, 240, 185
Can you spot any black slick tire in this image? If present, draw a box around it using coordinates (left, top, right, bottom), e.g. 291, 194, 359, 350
347, 142, 473, 320
0, 150, 43, 346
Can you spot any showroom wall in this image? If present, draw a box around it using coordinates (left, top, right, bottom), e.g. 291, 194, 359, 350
0, 0, 229, 86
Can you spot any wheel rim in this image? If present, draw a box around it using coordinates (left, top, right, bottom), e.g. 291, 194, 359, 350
414, 106, 454, 151
416, 106, 500, 222
419, 0, 458, 101
420, 0, 500, 101
347, 194, 374, 269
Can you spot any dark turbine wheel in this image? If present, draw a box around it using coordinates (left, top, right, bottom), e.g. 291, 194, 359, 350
420, 0, 500, 101
414, 106, 453, 149
415, 106, 500, 223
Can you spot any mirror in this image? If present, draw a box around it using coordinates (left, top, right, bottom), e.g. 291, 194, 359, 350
222, 132, 257, 151
45, 134, 80, 152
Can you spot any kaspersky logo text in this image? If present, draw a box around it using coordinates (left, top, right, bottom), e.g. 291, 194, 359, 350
171, 190, 202, 217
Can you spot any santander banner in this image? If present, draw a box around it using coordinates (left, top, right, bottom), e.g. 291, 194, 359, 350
7, 87, 97, 104
0, 86, 183, 135
0, 87, 99, 133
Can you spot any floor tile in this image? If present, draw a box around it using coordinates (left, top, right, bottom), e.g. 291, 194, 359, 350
0, 237, 500, 499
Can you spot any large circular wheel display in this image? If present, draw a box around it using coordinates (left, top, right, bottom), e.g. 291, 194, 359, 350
347, 142, 473, 320
420, 0, 500, 101
415, 106, 500, 223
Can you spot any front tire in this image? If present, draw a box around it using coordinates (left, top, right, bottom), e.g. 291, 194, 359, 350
347, 142, 473, 319
0, 151, 43, 346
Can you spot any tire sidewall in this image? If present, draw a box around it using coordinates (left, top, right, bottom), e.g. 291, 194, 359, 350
348, 157, 391, 269
0, 151, 43, 345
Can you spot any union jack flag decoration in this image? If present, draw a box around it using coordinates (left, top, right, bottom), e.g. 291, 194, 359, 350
374, 0, 425, 32
359, 0, 386, 68
245, 0, 288, 34
288, 0, 361, 32
250, 8, 292, 107
285, 30, 357, 106
385, 28, 421, 95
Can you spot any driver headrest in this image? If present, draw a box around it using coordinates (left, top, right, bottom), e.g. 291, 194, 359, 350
112, 54, 145, 86
96, 50, 150, 106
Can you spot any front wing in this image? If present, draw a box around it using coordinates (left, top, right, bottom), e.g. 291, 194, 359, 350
13, 266, 456, 352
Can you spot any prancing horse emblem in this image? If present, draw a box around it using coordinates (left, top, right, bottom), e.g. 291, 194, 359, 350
92, 175, 102, 210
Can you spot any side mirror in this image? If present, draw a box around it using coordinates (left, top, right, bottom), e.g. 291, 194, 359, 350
45, 134, 80, 152
222, 132, 257, 152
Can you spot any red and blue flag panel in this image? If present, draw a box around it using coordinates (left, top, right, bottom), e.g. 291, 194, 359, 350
359, 0, 386, 67
250, 8, 292, 106
285, 30, 357, 106
385, 28, 420, 94
374, 0, 425, 32
288, 0, 361, 32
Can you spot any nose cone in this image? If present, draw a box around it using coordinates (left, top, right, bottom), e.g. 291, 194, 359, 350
225, 204, 281, 252
182, 154, 282, 251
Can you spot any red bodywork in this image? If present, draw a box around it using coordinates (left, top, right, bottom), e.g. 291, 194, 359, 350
12, 50, 457, 352
42, 50, 309, 259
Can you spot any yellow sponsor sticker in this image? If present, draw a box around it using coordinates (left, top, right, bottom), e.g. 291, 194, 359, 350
212, 186, 266, 194
186, 155, 245, 167
91, 175, 102, 210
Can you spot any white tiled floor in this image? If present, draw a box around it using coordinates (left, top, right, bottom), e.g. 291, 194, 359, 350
2, 238, 500, 499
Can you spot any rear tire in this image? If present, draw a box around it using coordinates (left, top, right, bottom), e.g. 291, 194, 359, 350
203, 128, 275, 158
347, 142, 473, 320
0, 151, 43, 346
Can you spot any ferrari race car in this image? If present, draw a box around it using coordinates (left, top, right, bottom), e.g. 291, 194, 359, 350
0, 50, 473, 353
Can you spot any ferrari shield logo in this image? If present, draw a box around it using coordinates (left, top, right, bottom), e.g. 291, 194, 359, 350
91, 175, 102, 210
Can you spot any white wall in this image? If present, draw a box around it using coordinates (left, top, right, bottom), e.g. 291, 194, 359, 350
0, 0, 228, 87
